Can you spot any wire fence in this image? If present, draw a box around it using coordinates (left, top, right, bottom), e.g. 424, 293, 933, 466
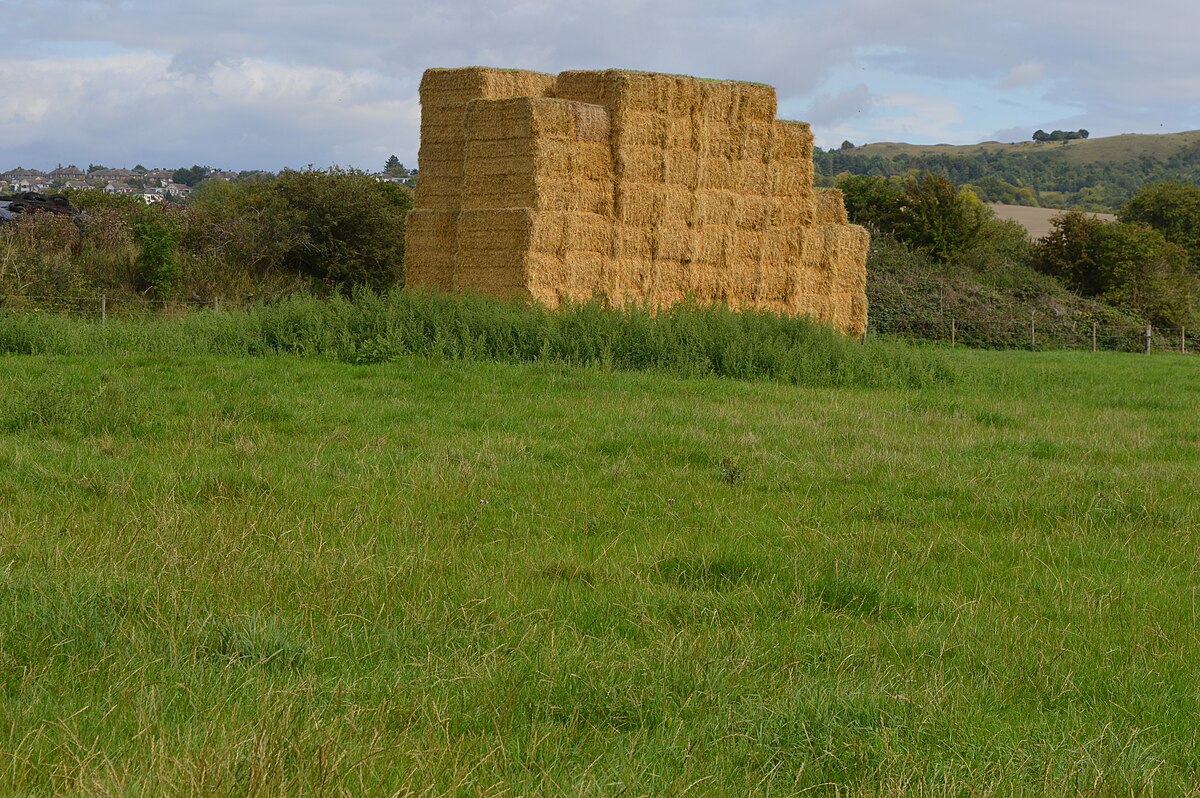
867, 306, 1193, 354
0, 293, 236, 320
0, 291, 1195, 355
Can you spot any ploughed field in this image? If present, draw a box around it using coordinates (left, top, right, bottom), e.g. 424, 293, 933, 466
2, 348, 1199, 795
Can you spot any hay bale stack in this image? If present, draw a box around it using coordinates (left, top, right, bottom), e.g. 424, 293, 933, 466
407, 68, 556, 290
404, 66, 868, 335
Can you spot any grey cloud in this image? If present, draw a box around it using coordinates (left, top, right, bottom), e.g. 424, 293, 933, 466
805, 84, 875, 126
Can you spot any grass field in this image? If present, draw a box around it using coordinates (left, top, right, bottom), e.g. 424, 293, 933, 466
2, 343, 1199, 795
986, 204, 1116, 240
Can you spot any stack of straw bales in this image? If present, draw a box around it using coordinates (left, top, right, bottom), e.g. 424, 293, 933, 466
405, 67, 868, 335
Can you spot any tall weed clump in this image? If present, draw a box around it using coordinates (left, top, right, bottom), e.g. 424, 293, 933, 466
0, 290, 950, 389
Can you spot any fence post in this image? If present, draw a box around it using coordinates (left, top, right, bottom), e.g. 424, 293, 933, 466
1092, 322, 1097, 353
1030, 314, 1036, 349
1182, 326, 1187, 354
213, 296, 221, 312
1145, 323, 1153, 355
951, 318, 956, 347
101, 293, 107, 323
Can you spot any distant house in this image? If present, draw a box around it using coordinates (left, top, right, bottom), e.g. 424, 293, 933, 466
10, 176, 50, 193
63, 180, 92, 191
143, 191, 165, 204
208, 170, 238, 181
49, 164, 86, 182
104, 181, 136, 195
163, 182, 192, 197
143, 168, 175, 185
91, 168, 138, 182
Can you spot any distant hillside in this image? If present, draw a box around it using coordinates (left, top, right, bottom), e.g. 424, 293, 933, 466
987, 204, 1116, 240
815, 131, 1200, 211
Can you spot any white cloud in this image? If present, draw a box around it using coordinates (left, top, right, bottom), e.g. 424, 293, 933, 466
997, 59, 1045, 90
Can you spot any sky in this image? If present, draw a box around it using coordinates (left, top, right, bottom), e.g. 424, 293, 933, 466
2, 0, 1199, 173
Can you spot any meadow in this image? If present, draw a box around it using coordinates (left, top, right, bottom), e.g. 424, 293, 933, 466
1, 305, 1199, 795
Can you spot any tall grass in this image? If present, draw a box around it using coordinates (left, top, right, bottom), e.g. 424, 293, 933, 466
0, 289, 950, 388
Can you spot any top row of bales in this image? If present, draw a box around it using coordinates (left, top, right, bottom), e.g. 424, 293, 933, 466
405, 67, 868, 336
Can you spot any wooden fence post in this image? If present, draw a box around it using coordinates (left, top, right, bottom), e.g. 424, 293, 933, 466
1145, 323, 1153, 355
951, 318, 956, 347
1092, 322, 1097, 353
101, 293, 107, 323
1030, 314, 1036, 349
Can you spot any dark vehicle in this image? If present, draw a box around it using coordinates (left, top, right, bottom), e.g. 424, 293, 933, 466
0, 192, 83, 223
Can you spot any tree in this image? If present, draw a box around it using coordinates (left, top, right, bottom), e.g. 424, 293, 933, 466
172, 165, 210, 187
1033, 210, 1107, 295
1034, 212, 1198, 325
1119, 181, 1200, 268
836, 174, 902, 232
840, 140, 855, 151
893, 173, 988, 262
384, 155, 409, 177
1033, 130, 1049, 142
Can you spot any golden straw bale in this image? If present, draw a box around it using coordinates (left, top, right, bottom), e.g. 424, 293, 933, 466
770, 120, 814, 161
731, 229, 764, 260
735, 159, 770, 194
696, 190, 736, 226
652, 223, 692, 261
698, 157, 735, 190
733, 194, 771, 230
769, 196, 816, 229
736, 83, 778, 123
612, 111, 667, 147
612, 224, 654, 259
816, 188, 850, 225
666, 116, 696, 149
738, 121, 775, 162
664, 151, 700, 188
534, 176, 613, 215
700, 81, 736, 122
565, 213, 613, 253
615, 145, 666, 183
695, 224, 732, 262
404, 209, 459, 291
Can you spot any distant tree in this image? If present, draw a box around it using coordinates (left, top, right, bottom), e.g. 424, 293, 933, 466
134, 164, 147, 172
1033, 210, 1107, 295
1032, 130, 1050, 142
1035, 211, 1198, 325
172, 165, 210, 187
87, 163, 106, 174
384, 155, 409, 177
836, 174, 902, 231
1120, 181, 1200, 267
1078, 129, 1090, 139
840, 140, 855, 151
894, 173, 988, 262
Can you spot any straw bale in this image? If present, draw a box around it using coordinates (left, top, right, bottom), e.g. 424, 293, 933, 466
637, 183, 696, 225
404, 209, 458, 291
666, 116, 696, 149
735, 83, 778, 123
612, 224, 654, 259
700, 81, 737, 122
612, 111, 667, 147
738, 121, 775, 162
695, 224, 732, 262
733, 194, 771, 230
615, 145, 666, 183
421, 67, 555, 106
663, 150, 700, 188
652, 223, 693, 261
770, 120, 814, 161
769, 196, 816, 229
735, 159, 770, 194
731, 229, 764, 260
696, 190, 737, 226
815, 188, 849, 225
698, 157, 735, 191
768, 161, 814, 199
700, 124, 739, 160
534, 176, 613, 215
529, 212, 612, 255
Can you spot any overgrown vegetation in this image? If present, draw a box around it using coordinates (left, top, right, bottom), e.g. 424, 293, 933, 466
840, 173, 1200, 336
0, 169, 410, 304
0, 290, 950, 389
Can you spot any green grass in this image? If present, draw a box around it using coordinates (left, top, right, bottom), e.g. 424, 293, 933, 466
2, 341, 1199, 795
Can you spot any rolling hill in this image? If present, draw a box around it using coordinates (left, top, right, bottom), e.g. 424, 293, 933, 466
815, 130, 1200, 211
